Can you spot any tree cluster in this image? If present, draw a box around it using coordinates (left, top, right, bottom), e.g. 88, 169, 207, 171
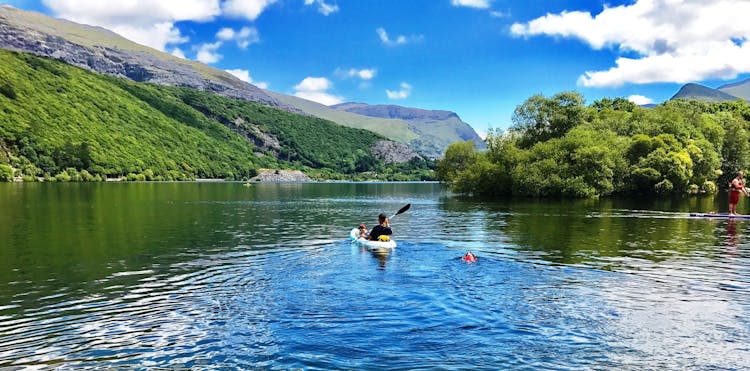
437, 93, 750, 197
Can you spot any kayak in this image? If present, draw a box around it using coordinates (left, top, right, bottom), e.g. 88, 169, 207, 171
349, 228, 397, 252
690, 213, 750, 219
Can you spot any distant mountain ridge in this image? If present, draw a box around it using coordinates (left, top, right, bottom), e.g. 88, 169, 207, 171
717, 78, 750, 100
331, 102, 486, 156
670, 83, 740, 102
669, 78, 750, 103
331, 103, 460, 121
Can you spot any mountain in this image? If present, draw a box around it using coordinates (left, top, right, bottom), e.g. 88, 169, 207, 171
718, 78, 750, 100
0, 5, 284, 108
264, 91, 420, 145
0, 5, 482, 158
670, 83, 740, 103
0, 50, 430, 181
330, 103, 486, 157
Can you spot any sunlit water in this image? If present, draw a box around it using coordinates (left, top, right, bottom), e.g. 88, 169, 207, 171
0, 182, 748, 369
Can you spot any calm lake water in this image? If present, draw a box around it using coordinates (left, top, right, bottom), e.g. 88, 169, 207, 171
0, 182, 749, 369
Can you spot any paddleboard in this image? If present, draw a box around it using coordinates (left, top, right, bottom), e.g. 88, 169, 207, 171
689, 213, 750, 219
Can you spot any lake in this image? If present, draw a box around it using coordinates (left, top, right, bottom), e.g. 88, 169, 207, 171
0, 182, 748, 369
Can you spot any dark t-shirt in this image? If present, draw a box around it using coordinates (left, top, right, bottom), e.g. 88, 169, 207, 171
368, 225, 392, 241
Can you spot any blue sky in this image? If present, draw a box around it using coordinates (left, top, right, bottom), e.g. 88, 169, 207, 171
6, 0, 750, 136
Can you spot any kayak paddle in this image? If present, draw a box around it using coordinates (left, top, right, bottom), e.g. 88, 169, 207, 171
390, 203, 411, 219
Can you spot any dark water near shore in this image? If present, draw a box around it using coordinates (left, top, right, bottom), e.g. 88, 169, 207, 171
0, 182, 749, 369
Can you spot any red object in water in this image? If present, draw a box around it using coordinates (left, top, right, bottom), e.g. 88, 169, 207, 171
462, 251, 477, 263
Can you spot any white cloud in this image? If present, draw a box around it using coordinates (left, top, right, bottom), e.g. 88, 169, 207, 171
376, 27, 423, 47
42, 0, 221, 51
627, 94, 654, 105
490, 10, 508, 18
386, 82, 412, 99
216, 27, 235, 40
304, 0, 339, 15
353, 68, 376, 80
171, 47, 186, 59
195, 41, 223, 64
293, 77, 344, 105
217, 26, 260, 49
511, 0, 750, 87
337, 68, 377, 80
451, 0, 491, 9
222, 0, 276, 20
225, 68, 268, 89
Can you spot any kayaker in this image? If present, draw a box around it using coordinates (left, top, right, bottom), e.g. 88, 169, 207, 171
729, 171, 748, 215
357, 223, 369, 238
367, 213, 392, 241
462, 251, 477, 263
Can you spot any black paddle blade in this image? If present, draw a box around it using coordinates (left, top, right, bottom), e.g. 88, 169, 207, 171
395, 203, 411, 216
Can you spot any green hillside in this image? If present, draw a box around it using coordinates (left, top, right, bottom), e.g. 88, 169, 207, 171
0, 50, 425, 181
265, 90, 420, 144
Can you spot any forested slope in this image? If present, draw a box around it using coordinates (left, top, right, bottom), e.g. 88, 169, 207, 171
0, 50, 432, 181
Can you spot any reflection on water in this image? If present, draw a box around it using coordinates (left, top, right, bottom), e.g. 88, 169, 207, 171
0, 183, 749, 368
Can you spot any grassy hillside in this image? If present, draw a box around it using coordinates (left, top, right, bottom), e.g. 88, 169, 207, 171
0, 50, 429, 181
264, 90, 420, 144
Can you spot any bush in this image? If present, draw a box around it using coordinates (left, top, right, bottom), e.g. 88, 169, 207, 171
0, 83, 16, 100
55, 171, 72, 182
654, 179, 674, 194
0, 164, 13, 181
701, 181, 718, 194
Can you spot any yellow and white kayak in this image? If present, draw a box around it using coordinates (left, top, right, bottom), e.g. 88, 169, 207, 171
349, 228, 397, 252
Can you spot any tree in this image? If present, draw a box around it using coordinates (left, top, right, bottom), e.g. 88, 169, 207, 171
511, 91, 586, 148
591, 97, 637, 112
436, 141, 478, 184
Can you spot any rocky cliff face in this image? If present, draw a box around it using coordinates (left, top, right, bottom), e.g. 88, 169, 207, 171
0, 6, 284, 108
371, 140, 422, 163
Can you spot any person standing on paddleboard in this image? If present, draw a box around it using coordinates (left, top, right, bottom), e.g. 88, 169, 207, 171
367, 213, 393, 241
729, 171, 748, 215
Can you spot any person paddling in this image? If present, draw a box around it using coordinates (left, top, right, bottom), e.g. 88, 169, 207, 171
367, 213, 392, 241
729, 171, 748, 215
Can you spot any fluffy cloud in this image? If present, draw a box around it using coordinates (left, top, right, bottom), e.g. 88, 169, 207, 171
511, 0, 750, 87
225, 68, 268, 89
216, 26, 260, 49
303, 0, 339, 16
195, 41, 223, 64
376, 27, 423, 47
222, 0, 276, 20
386, 82, 412, 99
451, 0, 491, 9
627, 95, 654, 105
293, 77, 344, 105
41, 0, 221, 51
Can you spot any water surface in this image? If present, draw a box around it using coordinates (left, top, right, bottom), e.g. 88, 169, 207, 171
0, 182, 748, 369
